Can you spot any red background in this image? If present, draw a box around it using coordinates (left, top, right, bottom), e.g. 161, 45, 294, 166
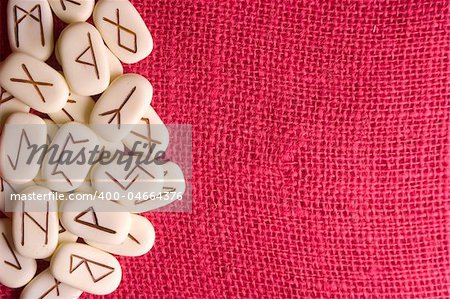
1, 0, 449, 298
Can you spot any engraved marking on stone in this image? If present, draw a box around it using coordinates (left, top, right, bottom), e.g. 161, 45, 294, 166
74, 207, 117, 234
61, 99, 77, 122
21, 201, 50, 246
13, 4, 44, 48
98, 86, 136, 129
161, 170, 177, 194
0, 87, 14, 104
1, 178, 18, 193
136, 185, 176, 205
7, 129, 32, 170
134, 169, 172, 205
127, 233, 140, 245
162, 186, 176, 193
122, 144, 143, 156
105, 171, 139, 191
105, 162, 155, 192
125, 164, 155, 180
58, 220, 66, 234
130, 165, 159, 206
69, 254, 115, 283
75, 33, 100, 80
130, 117, 162, 146
10, 64, 54, 103
38, 278, 61, 299
60, 0, 81, 11
51, 133, 89, 186
1, 232, 22, 270
103, 9, 138, 53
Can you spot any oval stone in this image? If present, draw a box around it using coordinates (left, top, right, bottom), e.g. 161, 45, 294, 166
0, 53, 69, 113
12, 186, 59, 259
59, 22, 110, 96
0, 218, 37, 288
50, 243, 122, 295
93, 0, 153, 63
7, 0, 54, 61
0, 112, 47, 184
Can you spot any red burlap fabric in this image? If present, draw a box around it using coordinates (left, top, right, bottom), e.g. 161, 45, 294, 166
1, 0, 449, 298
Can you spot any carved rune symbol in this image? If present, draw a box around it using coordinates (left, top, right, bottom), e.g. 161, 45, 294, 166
21, 201, 50, 246
52, 133, 89, 186
105, 171, 139, 191
58, 220, 66, 234
60, 0, 81, 11
61, 98, 77, 122
1, 179, 20, 204
1, 178, 9, 193
106, 162, 155, 192
38, 278, 61, 299
98, 86, 136, 129
130, 117, 162, 146
74, 207, 117, 234
13, 4, 45, 48
75, 33, 100, 79
69, 254, 115, 283
2, 232, 22, 270
7, 129, 32, 170
103, 9, 137, 53
127, 233, 140, 245
0, 87, 14, 104
10, 64, 53, 103
162, 171, 176, 194
162, 186, 176, 193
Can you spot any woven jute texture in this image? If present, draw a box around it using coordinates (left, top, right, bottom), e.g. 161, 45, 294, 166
1, 0, 449, 298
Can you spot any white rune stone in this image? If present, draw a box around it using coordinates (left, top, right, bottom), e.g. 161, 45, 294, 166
11, 186, 59, 259
59, 22, 110, 96
93, 0, 154, 63
0, 218, 37, 288
7, 0, 54, 61
0, 112, 47, 184
50, 243, 122, 295
0, 53, 69, 113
